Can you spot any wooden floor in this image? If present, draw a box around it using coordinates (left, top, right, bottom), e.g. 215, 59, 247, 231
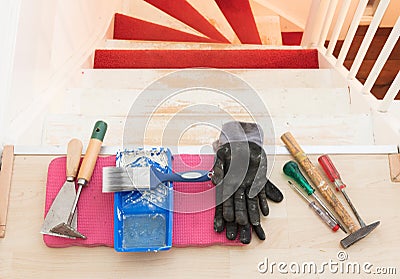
0, 154, 399, 278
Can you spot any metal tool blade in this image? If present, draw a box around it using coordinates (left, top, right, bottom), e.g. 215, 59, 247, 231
340, 221, 380, 249
50, 222, 86, 239
41, 181, 78, 237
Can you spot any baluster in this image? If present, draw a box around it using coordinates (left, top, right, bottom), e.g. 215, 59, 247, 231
326, 0, 351, 56
336, 0, 369, 66
348, 0, 391, 79
379, 72, 400, 113
363, 17, 400, 95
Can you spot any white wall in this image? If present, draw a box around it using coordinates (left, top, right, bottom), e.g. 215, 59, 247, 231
0, 0, 22, 145
7, 0, 123, 143
381, 0, 400, 27
255, 0, 399, 37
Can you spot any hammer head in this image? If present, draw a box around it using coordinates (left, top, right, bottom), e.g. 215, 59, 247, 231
340, 221, 380, 249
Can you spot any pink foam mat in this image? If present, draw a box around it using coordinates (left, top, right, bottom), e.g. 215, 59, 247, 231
43, 154, 241, 248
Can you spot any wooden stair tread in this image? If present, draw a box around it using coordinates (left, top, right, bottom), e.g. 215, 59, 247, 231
43, 113, 374, 146
64, 87, 351, 117
80, 69, 348, 89
104, 40, 296, 50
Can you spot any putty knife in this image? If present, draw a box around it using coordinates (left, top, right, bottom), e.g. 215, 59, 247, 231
50, 120, 108, 239
41, 138, 83, 237
102, 166, 211, 192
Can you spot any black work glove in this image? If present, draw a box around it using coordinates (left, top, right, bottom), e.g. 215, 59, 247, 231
211, 122, 283, 244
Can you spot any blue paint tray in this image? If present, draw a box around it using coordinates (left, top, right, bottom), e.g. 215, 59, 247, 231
113, 148, 173, 252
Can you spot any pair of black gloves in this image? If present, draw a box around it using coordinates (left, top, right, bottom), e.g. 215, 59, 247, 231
211, 122, 283, 244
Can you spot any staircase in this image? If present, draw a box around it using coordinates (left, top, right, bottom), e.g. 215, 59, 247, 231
327, 25, 400, 100
12, 0, 399, 151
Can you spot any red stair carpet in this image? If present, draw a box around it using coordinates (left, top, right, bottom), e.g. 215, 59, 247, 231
113, 13, 221, 43
144, 0, 230, 43
282, 32, 303, 46
97, 11, 317, 69
113, 12, 304, 46
94, 49, 319, 69
215, 0, 262, 44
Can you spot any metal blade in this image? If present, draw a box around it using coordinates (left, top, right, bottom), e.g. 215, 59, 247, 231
340, 221, 380, 249
41, 181, 78, 236
50, 222, 86, 239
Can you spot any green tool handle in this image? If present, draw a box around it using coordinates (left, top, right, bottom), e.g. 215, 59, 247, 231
283, 161, 314, 195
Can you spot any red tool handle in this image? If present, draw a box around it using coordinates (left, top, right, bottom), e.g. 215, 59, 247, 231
318, 155, 346, 190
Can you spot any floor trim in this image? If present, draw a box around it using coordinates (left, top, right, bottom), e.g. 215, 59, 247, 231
13, 144, 399, 155
389, 153, 400, 182
0, 145, 14, 238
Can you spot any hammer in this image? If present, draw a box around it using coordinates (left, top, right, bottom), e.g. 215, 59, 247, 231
281, 132, 380, 249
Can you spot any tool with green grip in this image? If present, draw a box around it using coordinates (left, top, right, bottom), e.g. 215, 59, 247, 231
283, 161, 315, 195
288, 181, 339, 232
51, 120, 108, 239
283, 161, 347, 233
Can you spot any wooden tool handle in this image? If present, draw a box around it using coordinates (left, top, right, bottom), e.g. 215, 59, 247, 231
66, 138, 83, 178
281, 132, 360, 233
77, 121, 107, 183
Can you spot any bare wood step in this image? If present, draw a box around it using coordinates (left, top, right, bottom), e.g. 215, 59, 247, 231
248, 0, 302, 33
254, 15, 282, 45
388, 153, 400, 182
104, 40, 299, 50
80, 69, 348, 90
43, 113, 374, 146
121, 0, 209, 39
186, 0, 241, 44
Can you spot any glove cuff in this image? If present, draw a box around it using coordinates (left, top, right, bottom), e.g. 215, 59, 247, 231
218, 121, 264, 147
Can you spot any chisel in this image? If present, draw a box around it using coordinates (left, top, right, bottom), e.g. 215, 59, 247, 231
288, 181, 339, 231
283, 161, 347, 233
318, 155, 367, 227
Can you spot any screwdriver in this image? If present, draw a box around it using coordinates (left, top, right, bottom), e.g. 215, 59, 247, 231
318, 155, 366, 227
288, 181, 339, 231
283, 161, 347, 233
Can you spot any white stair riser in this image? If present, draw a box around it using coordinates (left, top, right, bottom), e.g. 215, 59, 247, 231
44, 114, 373, 146
67, 87, 350, 116
104, 40, 297, 50
80, 69, 348, 90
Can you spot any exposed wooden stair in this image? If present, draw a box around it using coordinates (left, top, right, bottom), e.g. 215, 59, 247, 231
19, 5, 398, 149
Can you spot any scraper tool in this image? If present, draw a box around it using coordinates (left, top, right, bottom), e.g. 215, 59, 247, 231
50, 120, 107, 239
41, 138, 83, 237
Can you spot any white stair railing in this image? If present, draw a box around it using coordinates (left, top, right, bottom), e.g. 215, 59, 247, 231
379, 71, 400, 112
326, 0, 351, 56
318, 0, 338, 47
336, 0, 369, 66
348, 0, 391, 79
362, 17, 400, 94
304, 0, 399, 116
301, 0, 324, 47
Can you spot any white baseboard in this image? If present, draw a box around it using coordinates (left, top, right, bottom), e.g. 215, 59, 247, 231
13, 144, 399, 155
